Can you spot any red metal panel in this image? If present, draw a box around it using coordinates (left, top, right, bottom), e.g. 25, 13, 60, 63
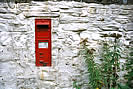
35, 19, 51, 66
36, 22, 49, 25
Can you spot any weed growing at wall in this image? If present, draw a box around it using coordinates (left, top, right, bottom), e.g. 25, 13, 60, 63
79, 33, 129, 89
73, 81, 81, 89
100, 34, 122, 89
122, 46, 133, 89
80, 38, 103, 89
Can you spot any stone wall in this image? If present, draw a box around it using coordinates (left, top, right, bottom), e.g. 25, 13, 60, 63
0, 1, 133, 89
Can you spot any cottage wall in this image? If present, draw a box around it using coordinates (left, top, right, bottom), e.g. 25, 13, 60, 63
0, 1, 133, 89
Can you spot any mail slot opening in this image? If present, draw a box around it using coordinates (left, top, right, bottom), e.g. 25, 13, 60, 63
37, 25, 49, 29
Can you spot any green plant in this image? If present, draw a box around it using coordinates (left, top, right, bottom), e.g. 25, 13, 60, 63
101, 38, 122, 89
73, 81, 81, 89
117, 83, 131, 89
124, 46, 133, 89
100, 33, 122, 89
80, 33, 123, 89
80, 38, 103, 89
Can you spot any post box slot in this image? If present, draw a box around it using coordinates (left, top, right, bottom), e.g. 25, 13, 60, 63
37, 25, 49, 29
37, 29, 48, 32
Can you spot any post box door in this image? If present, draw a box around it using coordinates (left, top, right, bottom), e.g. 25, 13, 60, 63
36, 40, 51, 66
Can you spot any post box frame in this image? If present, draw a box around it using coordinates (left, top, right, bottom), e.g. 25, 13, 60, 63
35, 19, 51, 66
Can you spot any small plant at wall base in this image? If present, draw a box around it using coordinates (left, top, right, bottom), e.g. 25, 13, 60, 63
100, 33, 122, 89
80, 33, 124, 89
73, 81, 81, 89
80, 38, 103, 89
123, 46, 133, 89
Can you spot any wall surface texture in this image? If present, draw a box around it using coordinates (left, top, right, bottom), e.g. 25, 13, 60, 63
0, 1, 133, 89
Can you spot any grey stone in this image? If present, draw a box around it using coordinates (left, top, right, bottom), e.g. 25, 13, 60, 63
24, 12, 60, 17
69, 32, 80, 41
73, 2, 87, 8
100, 25, 119, 31
56, 31, 67, 39
12, 34, 28, 49
0, 61, 17, 89
0, 18, 8, 24
0, 8, 7, 13
29, 6, 50, 12
110, 4, 120, 9
71, 13, 80, 17
128, 31, 133, 36
59, 5, 70, 9
117, 15, 129, 19
52, 48, 58, 56
97, 8, 107, 14
80, 31, 101, 40
52, 18, 59, 27
0, 14, 16, 19
17, 13, 26, 20
0, 24, 8, 31
17, 78, 38, 89
120, 5, 133, 10
60, 15, 89, 23
60, 47, 78, 57
38, 81, 56, 89
60, 9, 76, 13
39, 71, 56, 81
0, 3, 8, 8
115, 18, 129, 24
87, 26, 101, 32
62, 23, 88, 31
57, 72, 72, 88
125, 23, 133, 31
14, 26, 28, 32
88, 7, 97, 14
0, 47, 15, 61
50, 6, 60, 12
119, 10, 131, 15
8, 19, 25, 26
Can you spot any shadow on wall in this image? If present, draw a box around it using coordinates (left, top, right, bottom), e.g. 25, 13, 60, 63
0, 0, 133, 4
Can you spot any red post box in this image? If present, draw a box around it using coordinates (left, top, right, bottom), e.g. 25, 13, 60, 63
35, 19, 51, 66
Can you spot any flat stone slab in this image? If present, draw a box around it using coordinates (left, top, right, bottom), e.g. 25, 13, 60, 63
24, 12, 60, 17
126, 23, 133, 31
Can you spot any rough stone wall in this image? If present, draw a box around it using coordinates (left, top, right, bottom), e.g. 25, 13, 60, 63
0, 1, 133, 89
